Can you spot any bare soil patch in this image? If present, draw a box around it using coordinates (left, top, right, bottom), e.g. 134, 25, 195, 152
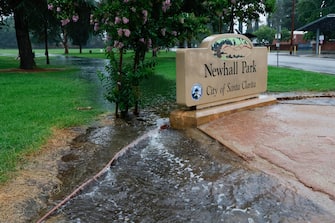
0, 127, 86, 223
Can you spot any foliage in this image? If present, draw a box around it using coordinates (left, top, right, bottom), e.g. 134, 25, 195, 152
47, 0, 96, 53
253, 25, 276, 44
98, 50, 156, 116
1, 0, 36, 69
92, 0, 179, 117
176, 12, 210, 47
297, 0, 335, 25
268, 0, 303, 32
66, 2, 93, 51
296, 0, 335, 40
204, 0, 276, 33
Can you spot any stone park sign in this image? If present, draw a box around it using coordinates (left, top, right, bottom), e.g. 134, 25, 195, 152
170, 34, 276, 129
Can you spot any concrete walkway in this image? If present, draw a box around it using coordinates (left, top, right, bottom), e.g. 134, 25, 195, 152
198, 93, 335, 215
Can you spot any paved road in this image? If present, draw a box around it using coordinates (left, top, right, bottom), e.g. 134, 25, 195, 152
268, 52, 335, 75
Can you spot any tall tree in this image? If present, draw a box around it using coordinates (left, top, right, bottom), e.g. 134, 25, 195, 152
296, 0, 335, 40
268, 0, 302, 32
205, 0, 275, 33
5, 0, 36, 69
67, 1, 94, 53
28, 0, 54, 64
297, 0, 335, 24
48, 0, 96, 54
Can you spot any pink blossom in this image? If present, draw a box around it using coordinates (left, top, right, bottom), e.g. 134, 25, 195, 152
115, 16, 121, 24
142, 10, 148, 24
122, 17, 129, 24
231, 0, 236, 4
56, 7, 61, 12
114, 41, 124, 49
162, 0, 171, 12
72, 15, 79, 22
142, 10, 148, 17
94, 23, 99, 31
139, 38, 145, 44
106, 46, 112, 52
124, 0, 129, 2
117, 28, 123, 37
114, 40, 119, 48
171, 31, 177, 36
106, 46, 112, 53
123, 29, 131, 37
61, 18, 70, 26
161, 28, 166, 36
47, 4, 53, 10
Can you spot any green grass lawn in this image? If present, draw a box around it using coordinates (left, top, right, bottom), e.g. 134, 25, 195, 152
267, 66, 335, 92
0, 56, 104, 182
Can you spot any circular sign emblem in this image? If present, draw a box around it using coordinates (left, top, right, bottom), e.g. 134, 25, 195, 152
191, 83, 202, 101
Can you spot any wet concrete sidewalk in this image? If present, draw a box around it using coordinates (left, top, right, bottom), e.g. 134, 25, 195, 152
198, 94, 335, 214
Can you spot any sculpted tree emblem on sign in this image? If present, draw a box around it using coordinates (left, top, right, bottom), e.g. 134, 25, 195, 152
212, 36, 253, 59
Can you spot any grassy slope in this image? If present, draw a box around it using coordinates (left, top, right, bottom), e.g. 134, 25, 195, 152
0, 54, 103, 182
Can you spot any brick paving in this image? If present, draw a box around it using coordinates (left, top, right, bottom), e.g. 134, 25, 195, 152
199, 100, 335, 214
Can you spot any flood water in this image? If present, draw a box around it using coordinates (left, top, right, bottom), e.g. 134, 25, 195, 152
51, 55, 113, 110
45, 125, 329, 223
38, 56, 333, 222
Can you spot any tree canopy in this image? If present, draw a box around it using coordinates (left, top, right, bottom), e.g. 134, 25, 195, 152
0, 0, 277, 70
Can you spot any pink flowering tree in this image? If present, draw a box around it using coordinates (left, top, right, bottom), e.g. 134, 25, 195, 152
93, 0, 180, 117
47, 0, 93, 54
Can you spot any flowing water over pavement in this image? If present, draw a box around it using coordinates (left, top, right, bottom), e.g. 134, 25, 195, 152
45, 125, 331, 222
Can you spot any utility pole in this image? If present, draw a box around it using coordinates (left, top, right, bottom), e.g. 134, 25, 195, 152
289, 0, 295, 55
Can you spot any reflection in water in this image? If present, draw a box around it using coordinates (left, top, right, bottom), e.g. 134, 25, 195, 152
49, 128, 327, 222
52, 55, 113, 110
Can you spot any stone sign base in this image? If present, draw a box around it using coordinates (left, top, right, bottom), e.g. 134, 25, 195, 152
170, 96, 277, 129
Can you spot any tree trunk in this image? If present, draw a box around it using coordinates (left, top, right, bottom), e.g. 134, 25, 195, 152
13, 6, 35, 69
62, 29, 69, 54
229, 5, 235, 33
44, 20, 50, 65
